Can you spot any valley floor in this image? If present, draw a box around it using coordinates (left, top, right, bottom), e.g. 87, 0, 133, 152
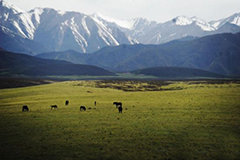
0, 80, 239, 160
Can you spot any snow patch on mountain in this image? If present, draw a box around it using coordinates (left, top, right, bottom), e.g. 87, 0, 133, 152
92, 12, 135, 29
58, 10, 67, 16
192, 17, 215, 31
0, 0, 24, 14
12, 21, 27, 38
91, 15, 120, 46
29, 8, 44, 25
69, 17, 88, 52
0, 25, 15, 37
18, 12, 36, 39
148, 33, 162, 43
81, 16, 91, 36
173, 16, 192, 26
223, 13, 240, 27
231, 14, 240, 26
210, 13, 240, 29
172, 16, 215, 31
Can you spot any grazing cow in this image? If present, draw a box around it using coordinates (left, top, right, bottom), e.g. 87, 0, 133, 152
113, 102, 122, 108
22, 105, 29, 112
65, 100, 69, 106
118, 106, 123, 113
80, 106, 86, 111
51, 105, 58, 109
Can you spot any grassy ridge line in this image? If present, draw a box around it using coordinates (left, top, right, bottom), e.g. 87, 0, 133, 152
0, 81, 240, 160
0, 50, 115, 76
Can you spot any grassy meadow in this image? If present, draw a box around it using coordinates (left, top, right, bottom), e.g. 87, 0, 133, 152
0, 80, 239, 160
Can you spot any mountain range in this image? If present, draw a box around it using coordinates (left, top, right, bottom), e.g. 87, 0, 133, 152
0, 49, 226, 79
1, 0, 240, 55
37, 32, 240, 76
0, 0, 135, 55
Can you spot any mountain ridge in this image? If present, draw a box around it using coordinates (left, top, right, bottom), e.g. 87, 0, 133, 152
0, 49, 229, 79
37, 32, 240, 76
1, 0, 240, 54
0, 0, 136, 54
131, 67, 225, 79
0, 50, 115, 76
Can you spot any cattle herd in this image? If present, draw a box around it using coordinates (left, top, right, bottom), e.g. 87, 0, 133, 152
22, 101, 124, 113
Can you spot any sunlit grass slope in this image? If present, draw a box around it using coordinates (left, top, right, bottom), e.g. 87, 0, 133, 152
0, 81, 239, 160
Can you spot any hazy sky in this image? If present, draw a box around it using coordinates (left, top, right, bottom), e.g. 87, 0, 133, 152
6, 0, 240, 22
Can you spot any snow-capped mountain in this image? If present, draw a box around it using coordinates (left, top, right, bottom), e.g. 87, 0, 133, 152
0, 0, 35, 39
126, 16, 219, 44
92, 12, 156, 44
0, 0, 240, 55
141, 16, 216, 44
93, 12, 240, 45
0, 0, 135, 54
210, 13, 240, 29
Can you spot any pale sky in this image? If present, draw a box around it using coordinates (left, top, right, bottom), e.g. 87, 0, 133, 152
6, 0, 240, 22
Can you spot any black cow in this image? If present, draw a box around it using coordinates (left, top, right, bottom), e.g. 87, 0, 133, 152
51, 105, 58, 109
22, 105, 29, 112
80, 106, 86, 111
113, 102, 122, 108
65, 100, 69, 106
118, 106, 123, 113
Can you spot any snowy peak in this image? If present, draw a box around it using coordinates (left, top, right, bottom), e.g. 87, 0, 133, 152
131, 17, 155, 29
191, 16, 215, 31
28, 8, 44, 26
171, 16, 215, 31
91, 12, 135, 29
0, 0, 24, 14
92, 12, 156, 31
229, 13, 240, 26
210, 13, 240, 29
0, 0, 36, 39
172, 16, 193, 26
0, 1, 135, 53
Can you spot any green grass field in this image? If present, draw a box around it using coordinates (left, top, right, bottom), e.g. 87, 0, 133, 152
0, 80, 239, 160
